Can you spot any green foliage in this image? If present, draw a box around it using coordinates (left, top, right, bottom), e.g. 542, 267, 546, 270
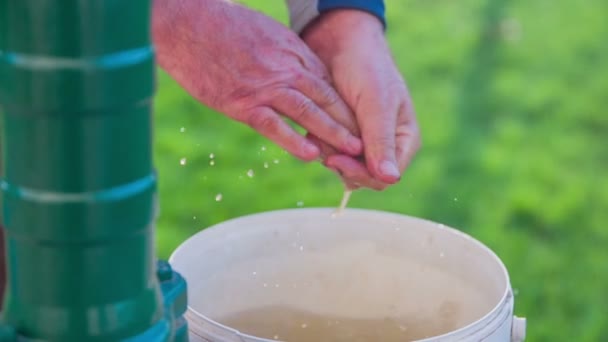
154, 0, 608, 340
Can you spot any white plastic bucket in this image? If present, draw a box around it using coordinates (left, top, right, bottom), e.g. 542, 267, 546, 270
170, 208, 526, 342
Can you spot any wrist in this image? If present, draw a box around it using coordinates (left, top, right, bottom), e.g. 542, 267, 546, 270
301, 9, 386, 62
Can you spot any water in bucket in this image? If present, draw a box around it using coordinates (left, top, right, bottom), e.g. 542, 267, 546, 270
171, 209, 525, 342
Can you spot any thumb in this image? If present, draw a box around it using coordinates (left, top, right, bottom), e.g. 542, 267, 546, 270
358, 100, 400, 184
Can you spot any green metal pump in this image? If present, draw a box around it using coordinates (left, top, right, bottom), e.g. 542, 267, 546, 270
0, 1, 188, 340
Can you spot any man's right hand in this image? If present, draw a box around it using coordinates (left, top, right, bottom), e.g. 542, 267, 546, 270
152, 0, 362, 161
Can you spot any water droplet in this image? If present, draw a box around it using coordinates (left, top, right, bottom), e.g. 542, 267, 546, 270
264, 162, 269, 168
263, 283, 268, 288
179, 158, 187, 166
454, 197, 459, 202
247, 169, 255, 178
209, 153, 215, 159
252, 271, 257, 276
180, 127, 186, 133
301, 323, 308, 329
193, 216, 197, 220
296, 201, 304, 207
513, 288, 519, 296
273, 159, 280, 164
439, 252, 445, 258
274, 284, 280, 288
273, 335, 280, 340
209, 160, 215, 166
394, 227, 401, 231
299, 245, 304, 252
261, 146, 267, 151
215, 193, 223, 202
399, 325, 408, 332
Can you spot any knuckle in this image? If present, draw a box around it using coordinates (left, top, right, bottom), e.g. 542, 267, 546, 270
247, 110, 279, 134
318, 86, 340, 107
328, 124, 349, 143
373, 135, 396, 150
291, 98, 317, 121
286, 69, 306, 86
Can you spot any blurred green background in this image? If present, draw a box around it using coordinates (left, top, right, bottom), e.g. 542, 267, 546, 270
154, 0, 608, 340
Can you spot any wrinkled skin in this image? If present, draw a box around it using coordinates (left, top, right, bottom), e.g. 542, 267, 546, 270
302, 10, 421, 190
153, 1, 421, 190
153, 0, 362, 161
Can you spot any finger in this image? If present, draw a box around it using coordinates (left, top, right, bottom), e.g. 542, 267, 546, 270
326, 155, 388, 191
396, 102, 422, 172
272, 88, 362, 156
293, 70, 361, 137
306, 133, 337, 160
356, 89, 401, 184
244, 106, 320, 161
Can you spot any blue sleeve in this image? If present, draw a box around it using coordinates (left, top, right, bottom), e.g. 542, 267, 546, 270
317, 0, 386, 28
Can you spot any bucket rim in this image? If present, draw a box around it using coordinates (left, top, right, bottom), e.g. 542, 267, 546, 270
170, 207, 512, 342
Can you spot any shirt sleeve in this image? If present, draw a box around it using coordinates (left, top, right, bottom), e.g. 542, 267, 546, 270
286, 0, 386, 33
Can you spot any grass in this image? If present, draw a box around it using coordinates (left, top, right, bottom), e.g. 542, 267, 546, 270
153, 0, 608, 340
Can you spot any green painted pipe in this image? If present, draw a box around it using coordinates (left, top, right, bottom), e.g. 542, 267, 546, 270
0, 1, 187, 340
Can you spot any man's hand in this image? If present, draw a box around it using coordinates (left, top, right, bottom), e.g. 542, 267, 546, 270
302, 9, 421, 190
153, 0, 362, 161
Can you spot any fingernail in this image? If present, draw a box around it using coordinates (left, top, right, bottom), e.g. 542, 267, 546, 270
379, 160, 400, 180
347, 136, 363, 155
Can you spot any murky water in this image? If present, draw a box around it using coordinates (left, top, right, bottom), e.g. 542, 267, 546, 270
219, 301, 464, 342
195, 241, 493, 342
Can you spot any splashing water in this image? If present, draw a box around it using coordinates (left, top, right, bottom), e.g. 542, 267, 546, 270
273, 159, 280, 164
296, 201, 304, 207
210, 160, 215, 166
264, 162, 269, 169
332, 190, 352, 217
215, 193, 223, 202
180, 127, 186, 133
179, 158, 187, 166
209, 153, 215, 159
247, 169, 255, 178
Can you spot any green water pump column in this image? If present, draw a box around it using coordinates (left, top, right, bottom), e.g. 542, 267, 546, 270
0, 1, 187, 341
